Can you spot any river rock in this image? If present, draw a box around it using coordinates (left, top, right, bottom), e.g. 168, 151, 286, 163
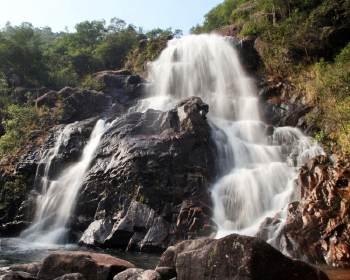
53, 274, 86, 280
37, 251, 134, 280
9, 262, 41, 276
158, 233, 329, 280
113, 269, 160, 280
0, 271, 36, 280
76, 97, 216, 251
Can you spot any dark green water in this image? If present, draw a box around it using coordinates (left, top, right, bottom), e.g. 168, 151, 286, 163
0, 238, 159, 269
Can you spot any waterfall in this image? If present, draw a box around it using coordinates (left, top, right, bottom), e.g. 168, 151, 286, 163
21, 120, 106, 244
143, 34, 324, 238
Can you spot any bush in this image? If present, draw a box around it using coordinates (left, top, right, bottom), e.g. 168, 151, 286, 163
0, 104, 39, 155
306, 43, 350, 154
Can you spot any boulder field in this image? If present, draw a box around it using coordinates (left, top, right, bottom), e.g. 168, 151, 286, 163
0, 234, 329, 280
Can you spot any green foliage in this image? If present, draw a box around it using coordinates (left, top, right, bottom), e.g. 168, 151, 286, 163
81, 74, 104, 91
0, 19, 179, 158
0, 23, 49, 87
241, 21, 259, 36
0, 71, 10, 106
194, 0, 350, 74
125, 28, 182, 75
0, 104, 39, 155
95, 27, 139, 69
192, 0, 249, 33
0, 19, 178, 89
0, 176, 27, 219
307, 43, 350, 154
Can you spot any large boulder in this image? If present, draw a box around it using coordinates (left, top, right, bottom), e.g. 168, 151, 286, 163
273, 156, 350, 267
158, 233, 329, 280
76, 97, 216, 251
92, 70, 146, 106
37, 251, 134, 280
35, 87, 111, 123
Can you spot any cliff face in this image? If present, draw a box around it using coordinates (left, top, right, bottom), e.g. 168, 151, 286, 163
284, 156, 350, 267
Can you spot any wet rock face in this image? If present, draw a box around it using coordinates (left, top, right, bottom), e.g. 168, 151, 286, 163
272, 156, 350, 267
66, 97, 216, 252
158, 233, 329, 280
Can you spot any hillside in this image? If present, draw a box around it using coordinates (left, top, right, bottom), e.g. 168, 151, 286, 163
193, 0, 350, 155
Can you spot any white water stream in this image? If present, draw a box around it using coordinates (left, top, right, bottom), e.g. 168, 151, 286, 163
21, 120, 106, 244
141, 34, 324, 238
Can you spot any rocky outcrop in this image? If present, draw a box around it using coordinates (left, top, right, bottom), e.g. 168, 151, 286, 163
8, 96, 216, 250
33, 71, 146, 124
35, 87, 111, 123
76, 97, 216, 252
157, 233, 328, 280
37, 251, 134, 280
273, 156, 350, 267
92, 70, 146, 106
258, 78, 314, 130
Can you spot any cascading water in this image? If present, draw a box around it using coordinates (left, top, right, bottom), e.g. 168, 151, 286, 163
143, 34, 324, 239
21, 120, 106, 244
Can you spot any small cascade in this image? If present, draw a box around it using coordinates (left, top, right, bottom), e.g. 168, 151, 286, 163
21, 120, 107, 244
143, 34, 324, 239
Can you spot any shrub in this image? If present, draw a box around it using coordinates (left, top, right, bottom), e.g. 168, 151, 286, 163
0, 104, 39, 155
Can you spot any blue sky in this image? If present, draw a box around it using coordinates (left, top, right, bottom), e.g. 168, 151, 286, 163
0, 0, 222, 33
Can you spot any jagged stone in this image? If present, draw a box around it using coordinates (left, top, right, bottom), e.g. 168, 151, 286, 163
273, 156, 350, 267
